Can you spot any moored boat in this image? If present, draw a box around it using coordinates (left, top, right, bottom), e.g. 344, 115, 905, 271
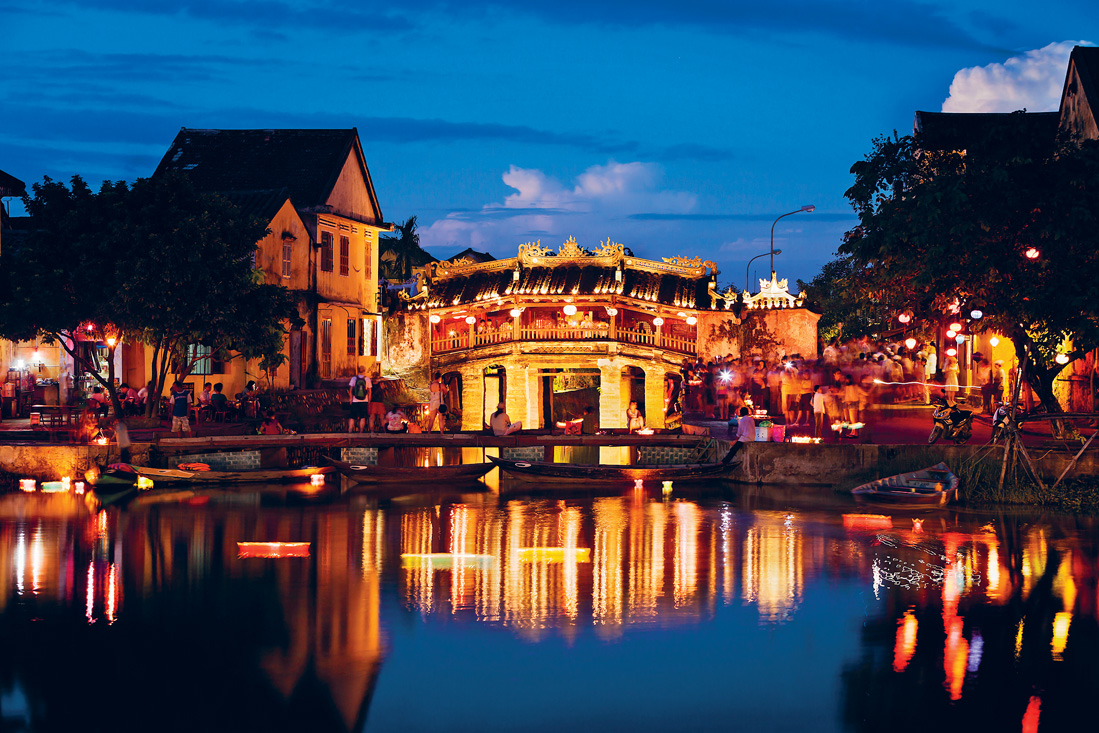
323, 457, 494, 484
851, 462, 959, 508
131, 465, 334, 486
487, 455, 738, 486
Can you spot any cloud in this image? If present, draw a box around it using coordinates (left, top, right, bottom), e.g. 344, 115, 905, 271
419, 161, 697, 256
941, 41, 1091, 113
41, 0, 1000, 50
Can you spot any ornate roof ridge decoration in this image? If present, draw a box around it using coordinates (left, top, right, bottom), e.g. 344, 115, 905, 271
743, 272, 805, 310
429, 255, 518, 279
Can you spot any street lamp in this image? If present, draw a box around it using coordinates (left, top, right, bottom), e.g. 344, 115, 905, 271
769, 205, 815, 276
746, 250, 781, 292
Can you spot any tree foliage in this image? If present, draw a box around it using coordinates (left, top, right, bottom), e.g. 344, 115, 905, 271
0, 173, 302, 416
797, 256, 881, 342
840, 129, 1099, 413
379, 216, 434, 281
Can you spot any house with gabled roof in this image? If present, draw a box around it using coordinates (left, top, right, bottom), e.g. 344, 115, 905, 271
150, 128, 392, 393
1059, 45, 1099, 142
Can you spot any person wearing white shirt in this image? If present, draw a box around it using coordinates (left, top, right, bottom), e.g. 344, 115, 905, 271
723, 407, 755, 464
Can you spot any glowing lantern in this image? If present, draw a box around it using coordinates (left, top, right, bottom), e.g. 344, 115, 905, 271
905, 337, 917, 349
605, 307, 618, 316
509, 308, 521, 318
19, 479, 36, 492
465, 316, 476, 325
956, 335, 966, 344
429, 314, 441, 324
1055, 353, 1070, 365
652, 317, 664, 327
106, 336, 117, 348
136, 476, 154, 490
686, 316, 697, 326
41, 481, 67, 493
74, 481, 85, 496
946, 347, 957, 356
662, 480, 673, 494
634, 479, 644, 490
989, 336, 1000, 347
310, 473, 325, 486
86, 323, 95, 332
1025, 247, 1040, 259
949, 322, 962, 332
563, 304, 577, 316
897, 313, 911, 324
970, 309, 983, 319
946, 330, 957, 339
61, 476, 71, 491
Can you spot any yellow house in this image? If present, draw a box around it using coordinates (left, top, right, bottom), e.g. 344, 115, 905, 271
140, 128, 391, 397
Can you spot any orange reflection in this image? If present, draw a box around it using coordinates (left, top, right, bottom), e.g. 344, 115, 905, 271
673, 502, 700, 609
593, 498, 626, 633
1022, 696, 1041, 733
842, 514, 892, 531
237, 542, 311, 559
1051, 611, 1072, 660
892, 609, 918, 672
743, 513, 803, 622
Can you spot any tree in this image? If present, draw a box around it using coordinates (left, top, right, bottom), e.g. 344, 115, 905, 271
0, 173, 302, 418
379, 216, 433, 281
797, 256, 883, 342
841, 129, 1099, 417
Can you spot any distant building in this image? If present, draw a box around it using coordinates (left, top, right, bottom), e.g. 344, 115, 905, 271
150, 128, 392, 393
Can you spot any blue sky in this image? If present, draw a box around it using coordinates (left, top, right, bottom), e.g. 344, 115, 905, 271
0, 1, 1094, 288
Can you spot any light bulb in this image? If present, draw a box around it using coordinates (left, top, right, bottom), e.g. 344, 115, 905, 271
563, 304, 577, 316
989, 336, 999, 347
653, 317, 664, 327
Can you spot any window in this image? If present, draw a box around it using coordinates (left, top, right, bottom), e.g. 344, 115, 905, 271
339, 236, 350, 276
185, 344, 225, 375
281, 240, 292, 278
363, 233, 372, 278
320, 319, 332, 378
320, 231, 333, 273
347, 318, 357, 356
362, 318, 375, 357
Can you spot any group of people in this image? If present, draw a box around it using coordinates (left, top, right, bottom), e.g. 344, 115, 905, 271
678, 336, 1013, 438
347, 366, 425, 434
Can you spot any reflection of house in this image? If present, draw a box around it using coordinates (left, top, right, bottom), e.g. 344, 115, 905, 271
397, 238, 818, 430
149, 128, 391, 393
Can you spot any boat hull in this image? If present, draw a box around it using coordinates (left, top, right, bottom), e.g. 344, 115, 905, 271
488, 456, 737, 486
132, 465, 334, 486
851, 462, 959, 508
324, 457, 494, 485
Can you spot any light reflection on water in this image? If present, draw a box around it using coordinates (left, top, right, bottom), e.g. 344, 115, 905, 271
0, 486, 1095, 732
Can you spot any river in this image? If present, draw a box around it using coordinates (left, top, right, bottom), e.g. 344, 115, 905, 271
0, 479, 1094, 732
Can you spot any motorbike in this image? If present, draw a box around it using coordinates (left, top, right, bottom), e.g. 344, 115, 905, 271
989, 400, 1015, 444
929, 397, 974, 444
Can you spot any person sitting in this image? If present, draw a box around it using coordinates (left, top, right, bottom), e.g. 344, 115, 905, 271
209, 382, 234, 419
581, 405, 598, 435
198, 382, 213, 407
489, 402, 522, 436
88, 386, 111, 417
384, 407, 408, 433
259, 411, 284, 435
236, 380, 258, 418
722, 407, 756, 463
626, 401, 645, 433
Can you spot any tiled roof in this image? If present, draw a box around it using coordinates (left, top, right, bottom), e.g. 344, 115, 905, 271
0, 168, 25, 197
914, 111, 1059, 157
1069, 46, 1099, 114
220, 188, 293, 223
153, 128, 382, 222
426, 265, 717, 310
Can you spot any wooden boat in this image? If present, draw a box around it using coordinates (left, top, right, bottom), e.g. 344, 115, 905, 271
131, 465, 334, 486
487, 455, 738, 486
323, 457, 494, 485
851, 462, 959, 507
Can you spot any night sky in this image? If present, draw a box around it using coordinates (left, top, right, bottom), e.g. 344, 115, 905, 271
1, 1, 1094, 287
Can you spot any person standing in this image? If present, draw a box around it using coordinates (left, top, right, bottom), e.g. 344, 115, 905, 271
943, 356, 960, 400
975, 355, 992, 413
348, 365, 372, 433
424, 371, 446, 433
812, 385, 828, 439
991, 360, 1007, 405
169, 381, 191, 438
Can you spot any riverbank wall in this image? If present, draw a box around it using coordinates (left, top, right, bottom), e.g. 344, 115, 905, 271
1, 433, 1095, 486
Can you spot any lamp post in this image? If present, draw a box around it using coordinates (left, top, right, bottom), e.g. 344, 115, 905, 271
745, 250, 781, 293
769, 205, 815, 276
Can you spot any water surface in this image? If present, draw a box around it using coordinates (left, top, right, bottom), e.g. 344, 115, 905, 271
0, 481, 1094, 732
